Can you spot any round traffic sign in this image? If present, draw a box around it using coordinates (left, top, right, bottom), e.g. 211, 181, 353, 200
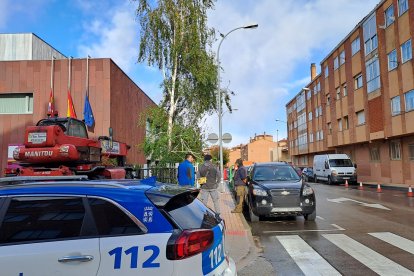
222, 133, 232, 143
207, 133, 218, 144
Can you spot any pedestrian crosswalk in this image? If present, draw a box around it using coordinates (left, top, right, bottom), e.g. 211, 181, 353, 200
274, 232, 414, 276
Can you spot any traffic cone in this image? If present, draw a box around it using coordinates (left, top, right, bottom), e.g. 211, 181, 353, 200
377, 184, 382, 193
408, 185, 414, 197
345, 180, 349, 188
358, 182, 364, 190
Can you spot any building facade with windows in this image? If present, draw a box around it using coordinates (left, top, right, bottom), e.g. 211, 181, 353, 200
286, 0, 414, 185
0, 34, 156, 175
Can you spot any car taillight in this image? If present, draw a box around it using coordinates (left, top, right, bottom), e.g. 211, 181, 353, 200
167, 229, 214, 260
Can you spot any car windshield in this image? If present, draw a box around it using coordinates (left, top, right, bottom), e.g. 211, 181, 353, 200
253, 166, 300, 181
329, 159, 353, 167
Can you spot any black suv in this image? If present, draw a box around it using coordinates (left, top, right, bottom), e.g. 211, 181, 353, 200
244, 162, 316, 222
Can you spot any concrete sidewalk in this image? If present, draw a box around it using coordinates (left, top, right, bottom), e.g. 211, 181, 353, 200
202, 183, 258, 271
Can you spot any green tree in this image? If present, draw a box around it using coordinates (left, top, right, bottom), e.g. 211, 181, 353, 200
209, 145, 230, 167
135, 0, 221, 151
139, 106, 204, 164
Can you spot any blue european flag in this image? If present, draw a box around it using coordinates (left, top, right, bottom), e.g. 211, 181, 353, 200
83, 93, 94, 127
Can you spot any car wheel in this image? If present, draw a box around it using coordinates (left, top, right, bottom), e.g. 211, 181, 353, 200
327, 176, 332, 185
248, 202, 259, 222
304, 209, 316, 221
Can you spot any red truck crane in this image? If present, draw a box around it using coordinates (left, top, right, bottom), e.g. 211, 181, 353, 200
4, 117, 133, 179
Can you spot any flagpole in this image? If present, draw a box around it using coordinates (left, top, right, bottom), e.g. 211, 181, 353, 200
50, 56, 54, 93
86, 56, 89, 96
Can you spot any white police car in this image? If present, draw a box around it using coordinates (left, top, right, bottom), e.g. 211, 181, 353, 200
0, 176, 236, 276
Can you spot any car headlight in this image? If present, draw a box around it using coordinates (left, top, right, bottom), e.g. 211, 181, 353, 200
302, 186, 314, 196
331, 169, 338, 176
253, 187, 268, 196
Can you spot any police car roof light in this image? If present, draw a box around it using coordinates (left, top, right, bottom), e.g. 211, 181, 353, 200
168, 229, 214, 260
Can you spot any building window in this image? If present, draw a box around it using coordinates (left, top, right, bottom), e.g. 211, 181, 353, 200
366, 57, 380, 93
351, 37, 360, 56
390, 140, 402, 160
391, 96, 401, 116
363, 14, 378, 55
388, 49, 398, 71
320, 130, 324, 140
319, 106, 323, 116
325, 66, 329, 78
338, 119, 343, 131
344, 116, 349, 129
307, 90, 311, 100
398, 0, 408, 16
354, 74, 363, 89
316, 81, 321, 92
343, 84, 348, 97
328, 122, 332, 134
409, 144, 414, 160
0, 93, 33, 114
401, 39, 412, 63
309, 133, 314, 143
334, 56, 339, 70
340, 50, 345, 65
356, 110, 365, 125
405, 90, 414, 112
326, 95, 331, 106
370, 147, 381, 162
336, 87, 341, 100
385, 5, 395, 27
296, 91, 306, 112
308, 111, 313, 121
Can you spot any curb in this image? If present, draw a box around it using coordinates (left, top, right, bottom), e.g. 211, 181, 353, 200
226, 185, 259, 271
345, 182, 411, 192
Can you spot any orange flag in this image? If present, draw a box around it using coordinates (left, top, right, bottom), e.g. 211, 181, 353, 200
67, 90, 77, 118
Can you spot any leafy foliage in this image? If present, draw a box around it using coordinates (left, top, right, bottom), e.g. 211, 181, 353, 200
209, 145, 230, 167
135, 0, 229, 151
138, 106, 204, 163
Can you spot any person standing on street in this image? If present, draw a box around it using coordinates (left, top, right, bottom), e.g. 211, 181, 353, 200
177, 153, 196, 187
231, 158, 247, 213
198, 154, 221, 214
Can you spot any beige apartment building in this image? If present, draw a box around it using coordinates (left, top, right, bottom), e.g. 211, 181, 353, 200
287, 0, 414, 185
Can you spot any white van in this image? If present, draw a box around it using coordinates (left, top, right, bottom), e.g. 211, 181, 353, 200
313, 154, 357, 185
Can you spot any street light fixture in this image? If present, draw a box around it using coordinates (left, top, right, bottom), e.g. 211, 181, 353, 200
217, 23, 258, 192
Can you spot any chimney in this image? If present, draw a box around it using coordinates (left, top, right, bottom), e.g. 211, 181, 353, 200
311, 63, 316, 81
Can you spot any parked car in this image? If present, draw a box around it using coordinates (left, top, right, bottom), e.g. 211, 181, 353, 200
313, 154, 357, 185
244, 162, 316, 222
0, 176, 236, 276
302, 167, 315, 182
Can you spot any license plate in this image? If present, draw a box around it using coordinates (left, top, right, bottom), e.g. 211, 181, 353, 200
343, 177, 350, 179
28, 132, 47, 144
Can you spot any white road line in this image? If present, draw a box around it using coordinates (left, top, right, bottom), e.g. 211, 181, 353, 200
331, 224, 346, 231
276, 235, 341, 276
263, 224, 345, 234
369, 232, 414, 255
316, 216, 325, 220
323, 234, 414, 276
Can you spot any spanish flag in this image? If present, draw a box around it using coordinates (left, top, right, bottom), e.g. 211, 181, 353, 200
67, 90, 77, 118
47, 89, 54, 116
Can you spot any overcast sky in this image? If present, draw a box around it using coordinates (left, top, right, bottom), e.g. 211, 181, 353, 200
1, 0, 380, 147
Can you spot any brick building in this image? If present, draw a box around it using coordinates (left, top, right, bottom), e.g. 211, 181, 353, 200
0, 34, 156, 175
286, 0, 414, 185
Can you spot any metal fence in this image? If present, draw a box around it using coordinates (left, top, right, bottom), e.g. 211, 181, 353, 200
133, 164, 178, 184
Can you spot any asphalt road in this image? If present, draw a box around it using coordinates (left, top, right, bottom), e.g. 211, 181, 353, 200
242, 182, 414, 276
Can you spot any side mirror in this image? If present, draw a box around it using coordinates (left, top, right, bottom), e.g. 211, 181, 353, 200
325, 162, 329, 169
354, 163, 357, 168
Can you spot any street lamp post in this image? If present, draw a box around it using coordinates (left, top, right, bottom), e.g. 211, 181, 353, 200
275, 119, 287, 163
217, 23, 258, 192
